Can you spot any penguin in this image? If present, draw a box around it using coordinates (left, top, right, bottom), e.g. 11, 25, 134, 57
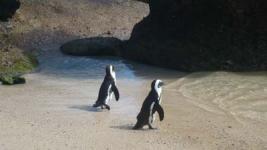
133, 79, 165, 130
92, 65, 119, 110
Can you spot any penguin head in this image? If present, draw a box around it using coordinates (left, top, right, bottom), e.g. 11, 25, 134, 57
151, 79, 164, 96
106, 65, 116, 79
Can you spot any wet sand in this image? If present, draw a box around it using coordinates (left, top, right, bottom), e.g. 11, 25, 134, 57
1, 49, 267, 150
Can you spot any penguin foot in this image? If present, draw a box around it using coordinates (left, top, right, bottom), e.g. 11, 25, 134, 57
132, 126, 141, 130
104, 104, 110, 110
93, 103, 99, 108
132, 123, 143, 130
148, 124, 154, 129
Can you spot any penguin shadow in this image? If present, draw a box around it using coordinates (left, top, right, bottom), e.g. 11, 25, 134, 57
110, 124, 159, 131
110, 124, 134, 131
68, 105, 104, 112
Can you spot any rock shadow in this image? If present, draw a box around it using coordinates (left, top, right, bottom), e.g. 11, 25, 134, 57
60, 37, 123, 56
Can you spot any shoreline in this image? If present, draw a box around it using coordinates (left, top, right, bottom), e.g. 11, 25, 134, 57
1, 49, 267, 149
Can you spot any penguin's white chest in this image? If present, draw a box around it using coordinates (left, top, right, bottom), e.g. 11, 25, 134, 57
150, 96, 162, 124
149, 102, 155, 123
104, 85, 113, 104
159, 96, 162, 104
111, 71, 116, 83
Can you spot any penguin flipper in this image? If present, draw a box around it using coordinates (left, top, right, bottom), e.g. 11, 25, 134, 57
112, 83, 120, 101
155, 103, 164, 121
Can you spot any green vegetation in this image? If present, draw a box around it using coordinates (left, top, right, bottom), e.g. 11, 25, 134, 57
0, 44, 38, 85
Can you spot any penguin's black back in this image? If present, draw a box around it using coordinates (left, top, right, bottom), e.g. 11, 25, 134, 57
96, 75, 114, 103
136, 90, 159, 123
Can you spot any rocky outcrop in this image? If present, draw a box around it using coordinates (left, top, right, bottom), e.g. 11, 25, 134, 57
123, 0, 267, 71
0, 43, 37, 85
0, 76, 25, 85
59, 0, 267, 71
0, 0, 37, 85
0, 0, 20, 21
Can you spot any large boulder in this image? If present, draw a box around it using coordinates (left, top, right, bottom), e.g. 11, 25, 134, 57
122, 0, 267, 71
61, 0, 267, 71
0, 0, 20, 21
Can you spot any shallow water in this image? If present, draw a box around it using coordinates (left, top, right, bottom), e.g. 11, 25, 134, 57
38, 49, 267, 123
34, 48, 184, 116
37, 48, 183, 82
168, 72, 267, 123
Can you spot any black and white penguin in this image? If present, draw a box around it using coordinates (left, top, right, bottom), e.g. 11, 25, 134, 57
133, 79, 165, 130
92, 65, 119, 110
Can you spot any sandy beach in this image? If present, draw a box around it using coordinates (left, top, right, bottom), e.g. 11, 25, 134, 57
1, 48, 267, 150
1, 0, 267, 149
